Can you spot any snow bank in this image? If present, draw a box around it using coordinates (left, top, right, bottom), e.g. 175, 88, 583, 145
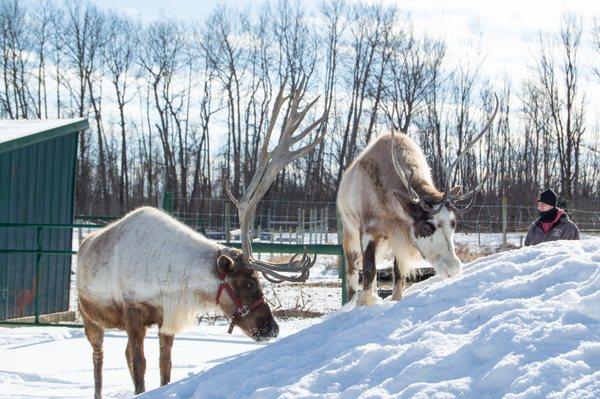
142, 238, 600, 399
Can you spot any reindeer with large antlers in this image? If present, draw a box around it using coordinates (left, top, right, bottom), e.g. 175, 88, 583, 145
77, 77, 325, 398
337, 95, 498, 306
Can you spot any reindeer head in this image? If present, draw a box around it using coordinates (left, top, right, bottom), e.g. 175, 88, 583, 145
391, 94, 499, 278
215, 252, 279, 342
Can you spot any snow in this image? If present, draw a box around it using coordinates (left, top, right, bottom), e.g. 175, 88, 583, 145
0, 319, 319, 398
139, 238, 600, 399
2, 237, 599, 398
0, 119, 86, 145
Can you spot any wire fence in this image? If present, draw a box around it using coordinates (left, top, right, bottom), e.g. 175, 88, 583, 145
173, 196, 600, 239
173, 197, 338, 244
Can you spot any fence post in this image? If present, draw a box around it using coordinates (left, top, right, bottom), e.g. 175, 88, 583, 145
160, 191, 173, 214
320, 208, 325, 244
297, 208, 302, 244
502, 196, 508, 249
311, 208, 316, 244
225, 202, 231, 244
268, 208, 272, 242
301, 208, 305, 244
324, 207, 329, 243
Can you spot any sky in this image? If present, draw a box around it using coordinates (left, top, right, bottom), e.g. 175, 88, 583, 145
88, 0, 600, 133
90, 0, 600, 98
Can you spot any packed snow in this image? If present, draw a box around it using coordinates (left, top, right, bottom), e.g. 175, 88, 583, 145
140, 238, 600, 399
0, 319, 319, 398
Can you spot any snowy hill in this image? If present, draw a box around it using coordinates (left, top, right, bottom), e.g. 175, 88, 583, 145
142, 239, 600, 399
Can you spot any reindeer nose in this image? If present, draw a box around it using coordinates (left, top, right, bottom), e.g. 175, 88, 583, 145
269, 320, 279, 338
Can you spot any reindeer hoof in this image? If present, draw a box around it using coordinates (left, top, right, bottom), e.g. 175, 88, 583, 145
390, 287, 403, 301
356, 289, 378, 306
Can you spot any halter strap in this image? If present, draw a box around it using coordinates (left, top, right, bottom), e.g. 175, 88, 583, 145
215, 273, 265, 334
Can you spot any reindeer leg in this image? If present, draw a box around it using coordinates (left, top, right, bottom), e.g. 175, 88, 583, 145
125, 342, 134, 385
159, 332, 174, 386
124, 306, 147, 394
342, 229, 361, 302
389, 232, 413, 301
83, 316, 105, 399
391, 258, 406, 301
357, 232, 378, 306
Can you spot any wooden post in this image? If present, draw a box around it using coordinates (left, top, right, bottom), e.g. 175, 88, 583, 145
278, 226, 283, 257
309, 209, 313, 244
311, 208, 316, 244
320, 208, 325, 244
301, 208, 305, 244
224, 202, 231, 243
502, 196, 508, 249
297, 208, 302, 244
324, 207, 329, 243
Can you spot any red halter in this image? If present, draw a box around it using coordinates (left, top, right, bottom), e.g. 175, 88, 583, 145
215, 274, 265, 334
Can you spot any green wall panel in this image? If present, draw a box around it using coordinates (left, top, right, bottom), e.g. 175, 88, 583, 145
0, 132, 78, 320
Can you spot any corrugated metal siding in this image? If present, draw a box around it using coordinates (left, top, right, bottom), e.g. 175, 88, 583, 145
0, 132, 78, 320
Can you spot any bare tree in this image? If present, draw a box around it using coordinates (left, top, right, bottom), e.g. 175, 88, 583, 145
534, 15, 585, 202
63, 0, 107, 212
104, 12, 139, 211
138, 19, 186, 202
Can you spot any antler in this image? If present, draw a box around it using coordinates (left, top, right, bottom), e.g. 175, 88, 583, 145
226, 75, 326, 282
392, 92, 499, 215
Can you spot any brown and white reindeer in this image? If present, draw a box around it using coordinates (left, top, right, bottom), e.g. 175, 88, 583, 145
337, 95, 498, 306
77, 76, 326, 398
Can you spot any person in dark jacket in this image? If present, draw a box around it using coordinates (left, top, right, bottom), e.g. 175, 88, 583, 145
524, 188, 580, 246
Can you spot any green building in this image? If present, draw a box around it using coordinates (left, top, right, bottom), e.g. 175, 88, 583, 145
0, 119, 88, 321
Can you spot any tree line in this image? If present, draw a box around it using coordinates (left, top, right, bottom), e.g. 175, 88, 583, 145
1, 0, 599, 216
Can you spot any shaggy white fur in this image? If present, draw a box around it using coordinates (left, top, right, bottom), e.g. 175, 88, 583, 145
337, 132, 462, 303
77, 207, 226, 335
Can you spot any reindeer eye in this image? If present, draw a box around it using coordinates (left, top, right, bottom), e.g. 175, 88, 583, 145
415, 221, 436, 238
245, 282, 253, 289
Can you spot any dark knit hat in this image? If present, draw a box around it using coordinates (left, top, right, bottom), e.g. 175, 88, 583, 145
538, 188, 557, 207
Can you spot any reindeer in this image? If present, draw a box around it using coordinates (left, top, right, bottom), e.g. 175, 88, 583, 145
337, 96, 498, 306
77, 76, 326, 398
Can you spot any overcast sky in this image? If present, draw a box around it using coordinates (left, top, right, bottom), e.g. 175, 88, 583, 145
88, 0, 600, 127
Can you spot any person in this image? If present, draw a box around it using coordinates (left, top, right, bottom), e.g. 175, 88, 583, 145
524, 188, 580, 246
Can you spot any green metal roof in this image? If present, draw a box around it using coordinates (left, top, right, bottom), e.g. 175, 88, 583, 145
0, 119, 88, 154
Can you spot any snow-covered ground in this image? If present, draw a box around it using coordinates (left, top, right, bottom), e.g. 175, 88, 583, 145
3, 235, 598, 398
0, 319, 319, 398
140, 238, 600, 399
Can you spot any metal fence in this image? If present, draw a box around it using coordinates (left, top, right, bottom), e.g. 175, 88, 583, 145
0, 221, 346, 327
171, 196, 600, 242
173, 197, 338, 244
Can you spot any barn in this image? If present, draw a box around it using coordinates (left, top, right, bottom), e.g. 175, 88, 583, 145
0, 119, 88, 321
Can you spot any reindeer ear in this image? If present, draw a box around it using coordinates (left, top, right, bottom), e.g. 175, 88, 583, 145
450, 185, 461, 196
217, 255, 238, 275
